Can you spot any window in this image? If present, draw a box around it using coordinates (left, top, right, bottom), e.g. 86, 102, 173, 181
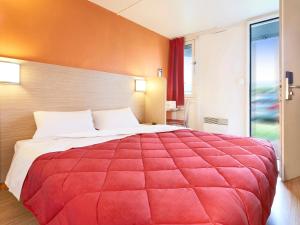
184, 42, 194, 96
250, 18, 279, 145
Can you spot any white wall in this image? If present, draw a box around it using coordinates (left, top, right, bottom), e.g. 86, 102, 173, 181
187, 23, 247, 136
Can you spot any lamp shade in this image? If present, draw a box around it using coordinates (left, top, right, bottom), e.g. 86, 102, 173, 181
135, 79, 146, 92
0, 61, 20, 84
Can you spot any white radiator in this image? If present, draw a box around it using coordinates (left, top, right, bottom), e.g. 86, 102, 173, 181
203, 117, 228, 134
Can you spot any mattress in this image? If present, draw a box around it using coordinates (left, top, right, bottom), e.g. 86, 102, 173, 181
19, 129, 278, 225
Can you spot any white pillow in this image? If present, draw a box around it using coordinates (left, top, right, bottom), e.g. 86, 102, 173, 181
33, 110, 95, 139
93, 107, 140, 130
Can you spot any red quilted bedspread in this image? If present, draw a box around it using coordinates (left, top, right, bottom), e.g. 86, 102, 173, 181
21, 130, 278, 225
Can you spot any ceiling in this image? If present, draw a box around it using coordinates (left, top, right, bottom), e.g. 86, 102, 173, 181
89, 0, 279, 38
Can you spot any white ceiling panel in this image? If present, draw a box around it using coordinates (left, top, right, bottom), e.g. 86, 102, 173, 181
89, 0, 279, 38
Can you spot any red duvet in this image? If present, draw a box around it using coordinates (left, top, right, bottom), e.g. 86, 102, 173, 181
21, 130, 278, 225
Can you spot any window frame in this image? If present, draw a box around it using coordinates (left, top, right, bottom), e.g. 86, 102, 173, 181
184, 40, 195, 97
245, 13, 279, 137
249, 17, 279, 137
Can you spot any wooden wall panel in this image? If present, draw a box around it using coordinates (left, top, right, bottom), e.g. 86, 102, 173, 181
0, 59, 145, 181
145, 77, 167, 124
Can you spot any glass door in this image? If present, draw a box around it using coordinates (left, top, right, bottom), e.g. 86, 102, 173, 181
250, 18, 280, 155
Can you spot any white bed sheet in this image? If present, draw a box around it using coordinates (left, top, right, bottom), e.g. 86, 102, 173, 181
5, 125, 184, 200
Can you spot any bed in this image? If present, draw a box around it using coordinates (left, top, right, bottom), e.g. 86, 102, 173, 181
6, 124, 278, 225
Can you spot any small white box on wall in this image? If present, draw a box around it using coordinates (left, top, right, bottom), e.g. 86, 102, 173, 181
166, 101, 177, 111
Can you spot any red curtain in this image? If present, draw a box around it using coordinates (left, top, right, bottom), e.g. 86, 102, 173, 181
167, 37, 184, 106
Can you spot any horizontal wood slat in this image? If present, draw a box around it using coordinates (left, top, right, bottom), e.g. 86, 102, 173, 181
0, 59, 145, 181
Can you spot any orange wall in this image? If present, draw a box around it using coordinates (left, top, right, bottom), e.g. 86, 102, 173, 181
0, 0, 169, 77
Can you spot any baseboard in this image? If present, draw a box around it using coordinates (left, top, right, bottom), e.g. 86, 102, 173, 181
0, 183, 8, 191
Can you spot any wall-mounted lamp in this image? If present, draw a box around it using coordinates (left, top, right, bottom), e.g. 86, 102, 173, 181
157, 68, 163, 78
0, 61, 20, 84
135, 79, 146, 92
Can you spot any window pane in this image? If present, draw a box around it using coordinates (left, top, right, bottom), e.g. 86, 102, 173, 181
184, 44, 193, 95
250, 18, 280, 155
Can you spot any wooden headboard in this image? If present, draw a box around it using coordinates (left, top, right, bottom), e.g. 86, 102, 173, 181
0, 59, 145, 181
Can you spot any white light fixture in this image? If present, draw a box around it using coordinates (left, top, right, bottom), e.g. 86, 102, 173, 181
157, 68, 163, 78
0, 61, 20, 84
135, 79, 146, 92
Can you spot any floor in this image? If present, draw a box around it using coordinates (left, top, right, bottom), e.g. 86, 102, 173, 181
0, 178, 299, 225
0, 190, 38, 225
267, 177, 300, 225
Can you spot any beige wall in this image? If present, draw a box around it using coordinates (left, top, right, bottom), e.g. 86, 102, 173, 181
187, 23, 247, 135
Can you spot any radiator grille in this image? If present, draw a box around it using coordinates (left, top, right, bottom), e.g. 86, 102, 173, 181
204, 117, 228, 126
